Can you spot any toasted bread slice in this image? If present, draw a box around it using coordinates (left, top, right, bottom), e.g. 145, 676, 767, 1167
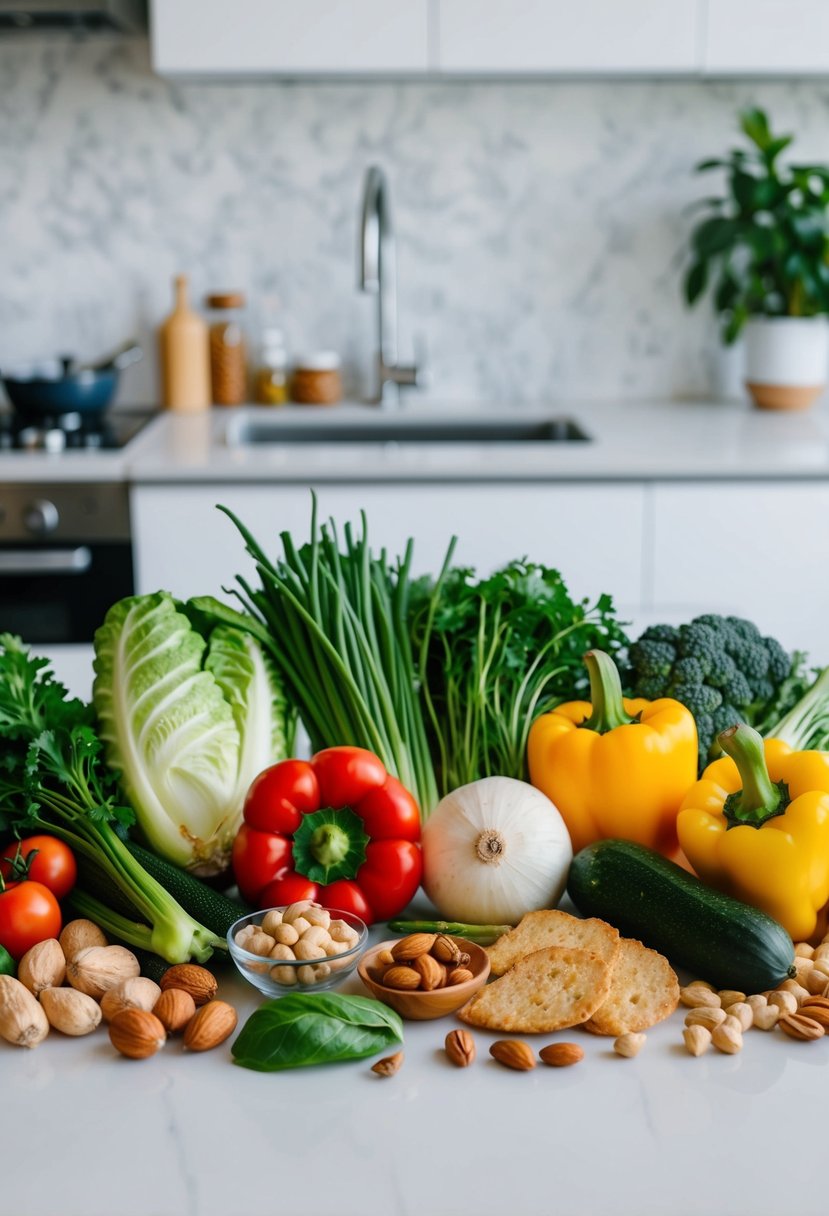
582, 937, 679, 1036
458, 946, 611, 1034
487, 910, 620, 977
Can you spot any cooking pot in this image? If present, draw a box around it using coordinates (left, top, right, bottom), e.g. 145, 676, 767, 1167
0, 340, 142, 418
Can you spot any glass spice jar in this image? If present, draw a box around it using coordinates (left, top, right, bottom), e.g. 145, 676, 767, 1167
206, 292, 248, 406
254, 327, 289, 406
291, 352, 343, 406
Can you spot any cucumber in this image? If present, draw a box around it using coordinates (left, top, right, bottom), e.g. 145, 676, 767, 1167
567, 839, 796, 993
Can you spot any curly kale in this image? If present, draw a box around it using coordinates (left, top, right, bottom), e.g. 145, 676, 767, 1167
627, 614, 810, 771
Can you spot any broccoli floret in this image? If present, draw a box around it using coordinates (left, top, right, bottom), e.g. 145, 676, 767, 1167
628, 638, 676, 680
625, 613, 800, 774
693, 715, 715, 771
764, 637, 791, 685
670, 683, 723, 718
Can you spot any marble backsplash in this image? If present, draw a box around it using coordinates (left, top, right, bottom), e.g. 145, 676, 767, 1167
2, 35, 829, 406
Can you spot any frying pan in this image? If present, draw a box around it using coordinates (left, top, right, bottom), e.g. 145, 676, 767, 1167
0, 340, 142, 419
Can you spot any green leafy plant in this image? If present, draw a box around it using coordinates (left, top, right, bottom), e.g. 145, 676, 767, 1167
684, 107, 829, 342
231, 993, 404, 1071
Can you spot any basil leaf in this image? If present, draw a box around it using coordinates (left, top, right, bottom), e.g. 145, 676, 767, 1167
231, 993, 404, 1072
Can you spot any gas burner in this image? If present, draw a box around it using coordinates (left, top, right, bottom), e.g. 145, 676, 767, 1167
0, 410, 156, 452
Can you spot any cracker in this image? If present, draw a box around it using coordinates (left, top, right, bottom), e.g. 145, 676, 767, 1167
487, 909, 620, 977
458, 946, 611, 1034
582, 937, 679, 1036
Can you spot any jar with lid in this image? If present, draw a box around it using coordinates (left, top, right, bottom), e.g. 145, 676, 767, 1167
206, 292, 248, 406
291, 352, 343, 406
254, 328, 289, 406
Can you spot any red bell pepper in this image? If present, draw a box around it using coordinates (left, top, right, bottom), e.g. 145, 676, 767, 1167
232, 747, 422, 925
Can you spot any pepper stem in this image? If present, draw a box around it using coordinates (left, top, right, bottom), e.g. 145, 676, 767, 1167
579, 650, 637, 733
719, 723, 789, 828
310, 823, 351, 868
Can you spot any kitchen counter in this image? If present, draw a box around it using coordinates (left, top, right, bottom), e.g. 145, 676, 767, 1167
130, 399, 829, 483
5, 399, 829, 484
3, 908, 827, 1216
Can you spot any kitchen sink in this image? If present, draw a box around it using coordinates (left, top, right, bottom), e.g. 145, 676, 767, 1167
227, 415, 592, 446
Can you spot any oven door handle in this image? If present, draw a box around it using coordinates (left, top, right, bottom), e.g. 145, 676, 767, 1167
0, 546, 93, 575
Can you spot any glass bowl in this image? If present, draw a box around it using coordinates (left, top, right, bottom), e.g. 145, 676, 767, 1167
227, 906, 368, 998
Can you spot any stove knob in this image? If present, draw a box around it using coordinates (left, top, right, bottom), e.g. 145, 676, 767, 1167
23, 499, 60, 536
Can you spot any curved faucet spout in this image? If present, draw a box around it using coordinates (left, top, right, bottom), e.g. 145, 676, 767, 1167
357, 165, 421, 407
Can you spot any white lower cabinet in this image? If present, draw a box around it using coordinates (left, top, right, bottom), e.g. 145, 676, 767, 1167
650, 482, 829, 662
132, 482, 646, 613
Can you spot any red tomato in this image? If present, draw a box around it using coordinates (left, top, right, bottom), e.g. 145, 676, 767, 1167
259, 872, 319, 910
0, 881, 62, 961
319, 879, 373, 922
243, 760, 319, 835
1, 836, 77, 900
357, 840, 422, 921
232, 824, 294, 904
355, 775, 421, 841
312, 747, 387, 808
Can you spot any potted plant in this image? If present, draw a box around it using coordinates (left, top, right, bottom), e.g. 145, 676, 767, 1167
685, 107, 829, 410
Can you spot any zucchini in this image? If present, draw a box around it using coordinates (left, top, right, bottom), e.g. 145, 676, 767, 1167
567, 839, 796, 993
125, 842, 248, 940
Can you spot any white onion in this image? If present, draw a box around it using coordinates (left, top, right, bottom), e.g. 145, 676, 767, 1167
421, 776, 573, 924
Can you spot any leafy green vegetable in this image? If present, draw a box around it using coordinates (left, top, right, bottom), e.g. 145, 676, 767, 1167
215, 498, 448, 818
0, 634, 226, 963
765, 665, 829, 751
0, 945, 16, 977
231, 992, 404, 1072
93, 592, 294, 874
411, 561, 629, 794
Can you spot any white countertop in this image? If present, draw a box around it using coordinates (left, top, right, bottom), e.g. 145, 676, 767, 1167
3, 910, 827, 1216
5, 398, 829, 484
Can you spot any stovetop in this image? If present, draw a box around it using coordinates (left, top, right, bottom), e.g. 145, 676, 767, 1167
0, 409, 156, 453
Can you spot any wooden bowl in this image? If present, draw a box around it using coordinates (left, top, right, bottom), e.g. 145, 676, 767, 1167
357, 937, 490, 1021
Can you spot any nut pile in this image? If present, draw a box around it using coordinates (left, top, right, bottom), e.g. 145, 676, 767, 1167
0, 919, 236, 1060
234, 902, 361, 987
680, 938, 829, 1056
373, 933, 474, 991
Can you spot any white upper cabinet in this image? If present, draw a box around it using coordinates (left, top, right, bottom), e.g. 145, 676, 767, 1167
704, 0, 829, 74
150, 0, 431, 76
436, 0, 700, 74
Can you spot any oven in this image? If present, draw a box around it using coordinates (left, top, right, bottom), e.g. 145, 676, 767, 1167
0, 482, 134, 644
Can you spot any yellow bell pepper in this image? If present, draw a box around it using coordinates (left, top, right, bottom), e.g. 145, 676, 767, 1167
677, 723, 829, 941
527, 650, 698, 855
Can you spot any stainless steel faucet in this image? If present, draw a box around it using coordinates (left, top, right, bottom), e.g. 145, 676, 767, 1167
358, 166, 423, 406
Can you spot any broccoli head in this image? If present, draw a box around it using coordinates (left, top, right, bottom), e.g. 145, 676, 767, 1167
626, 613, 803, 772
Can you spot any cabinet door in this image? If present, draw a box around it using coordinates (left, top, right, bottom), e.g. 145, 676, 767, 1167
132, 483, 645, 613
650, 483, 829, 662
704, 0, 829, 73
437, 0, 699, 73
151, 0, 431, 75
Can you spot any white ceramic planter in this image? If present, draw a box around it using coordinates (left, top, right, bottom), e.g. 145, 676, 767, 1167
744, 316, 829, 410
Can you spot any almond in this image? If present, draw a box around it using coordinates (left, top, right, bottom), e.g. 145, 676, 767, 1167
58, 919, 107, 962
391, 933, 436, 961
799, 1003, 829, 1030
371, 1051, 404, 1077
18, 938, 65, 996
66, 945, 140, 1000
100, 977, 162, 1023
153, 988, 197, 1033
183, 1000, 237, 1051
432, 935, 463, 966
40, 987, 102, 1036
445, 1029, 476, 1067
109, 1008, 166, 1059
489, 1039, 536, 1071
159, 964, 217, 1006
382, 965, 421, 991
539, 1042, 584, 1067
448, 967, 474, 986
778, 1012, 824, 1041
412, 953, 445, 991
